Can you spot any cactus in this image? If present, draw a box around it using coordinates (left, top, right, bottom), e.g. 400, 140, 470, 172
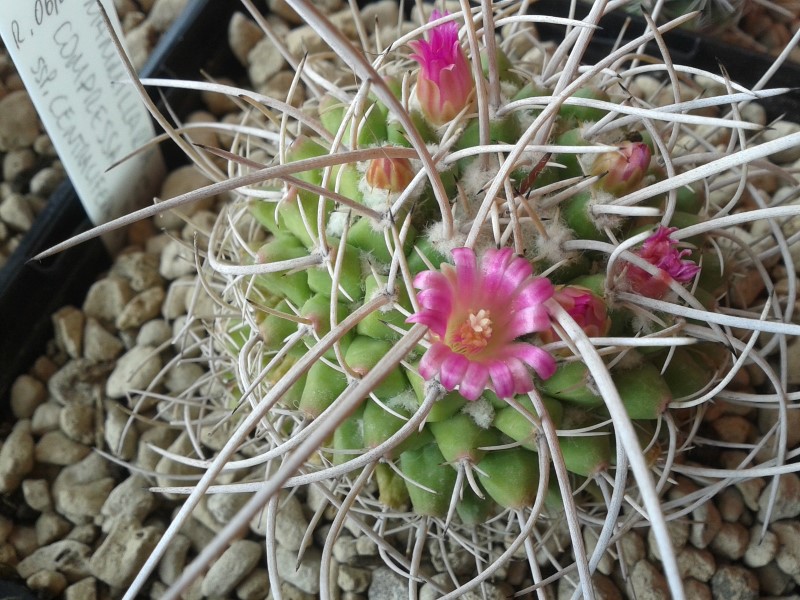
50, 1, 800, 598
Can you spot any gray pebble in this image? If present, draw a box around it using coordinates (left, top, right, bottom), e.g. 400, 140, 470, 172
367, 566, 406, 600
201, 539, 263, 597
236, 567, 270, 600
22, 479, 52, 513
54, 477, 116, 525
162, 277, 193, 319
338, 565, 371, 593
83, 318, 124, 362
16, 539, 91, 580
715, 486, 745, 523
690, 500, 722, 549
157, 532, 191, 585
273, 491, 308, 552
58, 403, 96, 446
83, 277, 134, 325
100, 475, 156, 534
3, 148, 35, 183
228, 12, 264, 66
0, 192, 34, 231
29, 167, 63, 197
762, 120, 800, 163
116, 286, 166, 330
206, 490, 249, 525
9, 525, 38, 560
47, 359, 112, 405
89, 517, 162, 588
710, 565, 759, 600
35, 512, 72, 546
709, 521, 749, 560
771, 520, 800, 577
106, 345, 163, 399
165, 362, 205, 394
112, 251, 163, 293
756, 561, 794, 596
276, 545, 321, 595
31, 402, 62, 435
648, 519, 688, 561
628, 560, 670, 600
248, 36, 286, 87
744, 526, 778, 568
684, 578, 712, 600
0, 420, 35, 493
0, 91, 40, 151
52, 306, 84, 360
159, 238, 198, 280
332, 535, 358, 565
26, 569, 67, 598
137, 319, 172, 347
10, 374, 46, 420
103, 401, 139, 460
35, 431, 90, 466
758, 473, 800, 522
63, 577, 97, 600
676, 547, 716, 582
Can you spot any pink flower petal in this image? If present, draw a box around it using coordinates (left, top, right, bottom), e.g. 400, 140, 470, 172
481, 248, 514, 296
505, 305, 551, 338
459, 362, 489, 401
452, 247, 478, 298
488, 360, 515, 398
413, 270, 450, 290
506, 357, 535, 395
406, 311, 448, 337
506, 343, 557, 380
418, 342, 450, 380
512, 277, 554, 310
440, 351, 469, 390
416, 287, 452, 311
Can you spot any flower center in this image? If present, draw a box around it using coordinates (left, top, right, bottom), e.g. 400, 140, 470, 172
451, 309, 493, 355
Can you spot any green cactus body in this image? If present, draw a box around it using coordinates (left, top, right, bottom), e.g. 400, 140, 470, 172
476, 448, 540, 509
306, 244, 364, 302
429, 413, 499, 464
405, 365, 467, 422
493, 395, 564, 451
375, 462, 411, 510
362, 399, 433, 459
332, 404, 365, 467
253, 235, 313, 306
400, 443, 458, 517
357, 274, 412, 341
298, 360, 348, 418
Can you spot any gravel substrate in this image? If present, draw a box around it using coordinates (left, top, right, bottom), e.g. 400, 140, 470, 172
2, 2, 800, 599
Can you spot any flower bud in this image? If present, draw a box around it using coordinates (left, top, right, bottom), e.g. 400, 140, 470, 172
365, 157, 415, 192
624, 226, 700, 299
591, 141, 651, 195
541, 285, 611, 345
409, 10, 473, 126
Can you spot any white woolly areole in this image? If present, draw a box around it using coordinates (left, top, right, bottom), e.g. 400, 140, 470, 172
388, 389, 419, 413
426, 220, 468, 256
461, 159, 500, 200
326, 211, 349, 238
461, 397, 495, 429
534, 218, 575, 265
588, 190, 623, 232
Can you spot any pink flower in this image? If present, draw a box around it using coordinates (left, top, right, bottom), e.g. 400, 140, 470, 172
591, 141, 651, 195
540, 285, 611, 345
407, 247, 556, 401
625, 226, 701, 299
365, 157, 415, 192
409, 10, 473, 126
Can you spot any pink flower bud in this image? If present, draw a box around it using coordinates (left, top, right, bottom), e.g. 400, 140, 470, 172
409, 11, 473, 126
591, 141, 651, 195
540, 285, 611, 345
365, 157, 415, 193
624, 226, 701, 299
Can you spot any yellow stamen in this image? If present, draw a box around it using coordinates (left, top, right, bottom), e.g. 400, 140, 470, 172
451, 309, 493, 354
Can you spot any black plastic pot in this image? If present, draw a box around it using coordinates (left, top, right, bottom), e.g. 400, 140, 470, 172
533, 0, 800, 119
0, 0, 240, 400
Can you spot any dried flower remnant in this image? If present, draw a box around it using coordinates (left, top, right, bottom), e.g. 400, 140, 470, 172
408, 247, 556, 401
409, 10, 474, 126
625, 226, 701, 299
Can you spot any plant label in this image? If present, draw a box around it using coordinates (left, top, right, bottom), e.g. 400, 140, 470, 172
0, 0, 164, 245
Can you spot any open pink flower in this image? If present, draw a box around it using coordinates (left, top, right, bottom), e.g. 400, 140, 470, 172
409, 10, 473, 126
407, 247, 556, 401
625, 226, 701, 299
540, 285, 611, 345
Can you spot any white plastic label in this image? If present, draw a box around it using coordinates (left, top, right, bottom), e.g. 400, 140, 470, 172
0, 0, 164, 234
